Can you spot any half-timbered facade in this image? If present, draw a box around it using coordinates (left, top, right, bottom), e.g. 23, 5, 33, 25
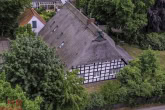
39, 2, 132, 84
73, 59, 126, 84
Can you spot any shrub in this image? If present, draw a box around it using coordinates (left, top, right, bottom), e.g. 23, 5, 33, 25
117, 49, 165, 106
140, 32, 165, 50
85, 92, 105, 110
100, 80, 124, 107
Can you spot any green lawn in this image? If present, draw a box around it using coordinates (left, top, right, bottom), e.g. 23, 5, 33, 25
121, 43, 165, 70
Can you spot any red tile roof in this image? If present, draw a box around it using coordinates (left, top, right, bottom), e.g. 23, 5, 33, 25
19, 8, 46, 26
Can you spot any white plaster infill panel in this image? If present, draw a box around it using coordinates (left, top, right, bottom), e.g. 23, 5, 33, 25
28, 16, 45, 35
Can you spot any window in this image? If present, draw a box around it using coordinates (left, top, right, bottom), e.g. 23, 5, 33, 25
52, 25, 58, 32
58, 41, 64, 48
32, 21, 37, 28
94, 71, 100, 78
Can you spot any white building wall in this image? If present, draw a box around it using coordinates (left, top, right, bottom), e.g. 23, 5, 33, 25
61, 0, 67, 4
28, 16, 45, 35
72, 59, 126, 84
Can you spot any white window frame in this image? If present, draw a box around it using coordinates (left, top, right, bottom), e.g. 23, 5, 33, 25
93, 71, 100, 78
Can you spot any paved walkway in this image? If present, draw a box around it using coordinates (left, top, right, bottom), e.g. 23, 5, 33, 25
137, 105, 165, 110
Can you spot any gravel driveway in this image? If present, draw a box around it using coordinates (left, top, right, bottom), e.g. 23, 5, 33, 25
136, 105, 165, 110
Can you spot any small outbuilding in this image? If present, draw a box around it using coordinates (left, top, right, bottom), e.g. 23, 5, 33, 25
19, 8, 46, 35
39, 2, 132, 84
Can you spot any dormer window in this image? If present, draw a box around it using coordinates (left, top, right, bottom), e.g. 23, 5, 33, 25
59, 41, 64, 48
52, 25, 58, 32
32, 21, 37, 28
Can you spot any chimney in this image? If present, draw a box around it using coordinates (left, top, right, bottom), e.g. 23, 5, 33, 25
87, 18, 95, 24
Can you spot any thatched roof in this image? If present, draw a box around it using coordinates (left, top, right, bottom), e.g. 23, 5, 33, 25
39, 2, 132, 69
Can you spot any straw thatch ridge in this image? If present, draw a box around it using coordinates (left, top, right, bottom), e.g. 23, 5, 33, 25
39, 2, 132, 69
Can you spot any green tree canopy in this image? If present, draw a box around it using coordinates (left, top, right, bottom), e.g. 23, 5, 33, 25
0, 72, 42, 110
80, 0, 155, 44
117, 49, 165, 105
2, 33, 88, 110
0, 0, 31, 38
2, 35, 65, 109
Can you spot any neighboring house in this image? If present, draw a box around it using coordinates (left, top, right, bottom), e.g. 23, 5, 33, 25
61, 0, 74, 4
19, 8, 46, 35
0, 38, 9, 67
32, 0, 63, 11
39, 2, 132, 84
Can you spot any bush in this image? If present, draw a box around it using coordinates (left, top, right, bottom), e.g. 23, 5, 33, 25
117, 49, 165, 106
85, 92, 105, 110
36, 7, 55, 22
100, 80, 124, 108
16, 24, 35, 37
140, 32, 165, 50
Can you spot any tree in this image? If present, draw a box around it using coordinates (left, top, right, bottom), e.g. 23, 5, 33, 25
76, 0, 80, 9
80, 0, 90, 15
61, 71, 88, 110
2, 33, 88, 110
80, 0, 154, 44
0, 72, 42, 110
0, 0, 31, 38
2, 35, 65, 109
117, 49, 165, 105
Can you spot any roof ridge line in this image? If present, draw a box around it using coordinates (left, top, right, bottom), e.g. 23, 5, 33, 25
31, 8, 46, 25
65, 2, 98, 35
65, 2, 107, 37
31, 8, 35, 16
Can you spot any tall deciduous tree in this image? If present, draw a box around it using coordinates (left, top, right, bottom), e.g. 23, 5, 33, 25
61, 71, 88, 110
2, 35, 65, 109
0, 0, 31, 38
2, 33, 88, 110
80, 0, 154, 44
